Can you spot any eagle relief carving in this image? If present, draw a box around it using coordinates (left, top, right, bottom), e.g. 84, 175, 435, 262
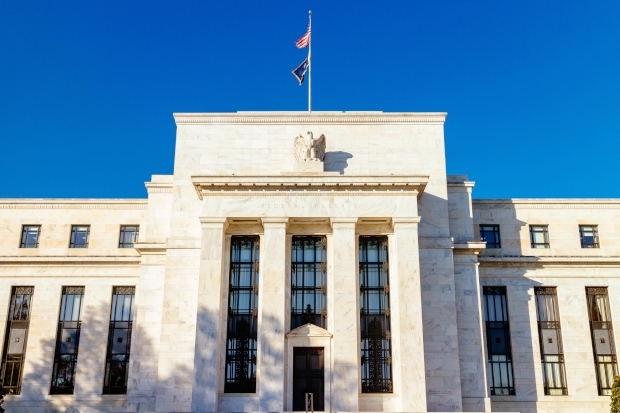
294, 131, 326, 162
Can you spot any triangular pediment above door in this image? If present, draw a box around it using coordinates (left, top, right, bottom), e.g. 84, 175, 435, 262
286, 323, 333, 338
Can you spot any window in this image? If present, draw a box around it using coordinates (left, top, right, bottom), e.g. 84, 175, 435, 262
483, 286, 515, 395
0, 286, 34, 395
224, 236, 259, 393
586, 287, 618, 395
119, 225, 139, 248
103, 286, 135, 394
359, 236, 393, 393
291, 236, 327, 330
20, 225, 41, 248
580, 225, 599, 248
50, 286, 84, 394
535, 287, 568, 395
479, 225, 501, 248
69, 225, 90, 248
529, 225, 550, 249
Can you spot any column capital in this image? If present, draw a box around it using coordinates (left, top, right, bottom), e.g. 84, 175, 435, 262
391, 216, 421, 230
330, 217, 358, 229
261, 217, 289, 227
199, 217, 229, 230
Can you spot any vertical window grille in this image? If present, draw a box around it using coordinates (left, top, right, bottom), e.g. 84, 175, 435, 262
225, 236, 259, 393
586, 287, 618, 395
291, 236, 327, 330
579, 225, 599, 248
103, 286, 135, 394
483, 286, 515, 395
535, 287, 568, 395
50, 286, 85, 394
20, 225, 41, 248
359, 236, 392, 393
529, 225, 550, 249
479, 224, 501, 248
118, 226, 140, 248
69, 225, 90, 248
0, 286, 34, 395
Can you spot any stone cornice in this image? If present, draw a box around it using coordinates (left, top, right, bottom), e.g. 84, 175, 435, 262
479, 255, 620, 268
0, 256, 141, 265
191, 174, 428, 200
0, 199, 147, 210
473, 199, 620, 209
174, 112, 447, 125
454, 242, 486, 255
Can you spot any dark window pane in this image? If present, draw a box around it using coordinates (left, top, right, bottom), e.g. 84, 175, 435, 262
103, 286, 135, 394
529, 226, 550, 249
586, 287, 618, 395
291, 236, 327, 330
580, 225, 599, 248
20, 225, 41, 248
479, 225, 501, 248
50, 287, 85, 394
483, 286, 515, 395
225, 236, 259, 393
70, 226, 90, 248
360, 236, 393, 393
119, 225, 139, 248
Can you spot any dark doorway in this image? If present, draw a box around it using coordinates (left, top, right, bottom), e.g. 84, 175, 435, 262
293, 347, 324, 411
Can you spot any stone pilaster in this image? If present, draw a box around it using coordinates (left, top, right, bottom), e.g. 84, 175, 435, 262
453, 244, 490, 412
391, 217, 427, 412
258, 218, 288, 411
191, 218, 228, 412
330, 218, 360, 412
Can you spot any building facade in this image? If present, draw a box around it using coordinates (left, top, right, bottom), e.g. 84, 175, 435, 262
0, 112, 618, 413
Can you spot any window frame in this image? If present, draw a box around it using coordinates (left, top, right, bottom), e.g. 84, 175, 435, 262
69, 225, 90, 249
291, 235, 327, 330
479, 224, 501, 248
579, 225, 599, 249
103, 286, 135, 394
118, 225, 140, 248
20, 225, 41, 248
529, 225, 550, 249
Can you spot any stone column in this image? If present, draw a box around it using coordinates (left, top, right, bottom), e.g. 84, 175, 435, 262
330, 218, 360, 412
191, 218, 228, 412
258, 217, 288, 411
391, 217, 427, 411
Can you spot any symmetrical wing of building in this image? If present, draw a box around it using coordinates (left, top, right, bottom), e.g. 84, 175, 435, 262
0, 112, 619, 413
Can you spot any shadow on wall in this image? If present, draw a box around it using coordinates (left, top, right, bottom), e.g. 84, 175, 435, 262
324, 151, 352, 174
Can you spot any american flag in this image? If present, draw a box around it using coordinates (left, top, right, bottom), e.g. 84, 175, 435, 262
295, 25, 311, 48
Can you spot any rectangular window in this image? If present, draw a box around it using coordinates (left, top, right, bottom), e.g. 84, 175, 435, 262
291, 236, 327, 330
20, 225, 41, 248
580, 225, 599, 248
529, 225, 550, 249
224, 236, 259, 393
480, 224, 501, 248
119, 225, 139, 248
69, 225, 90, 248
359, 236, 393, 393
50, 286, 85, 394
483, 286, 515, 395
535, 287, 568, 395
0, 286, 34, 395
586, 287, 618, 395
103, 286, 135, 394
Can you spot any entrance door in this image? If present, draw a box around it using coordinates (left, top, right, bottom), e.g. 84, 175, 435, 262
293, 347, 324, 411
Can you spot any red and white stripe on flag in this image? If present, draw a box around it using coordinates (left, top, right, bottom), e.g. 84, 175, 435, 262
295, 27, 310, 48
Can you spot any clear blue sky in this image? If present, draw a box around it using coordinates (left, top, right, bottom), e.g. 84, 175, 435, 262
1, 1, 619, 199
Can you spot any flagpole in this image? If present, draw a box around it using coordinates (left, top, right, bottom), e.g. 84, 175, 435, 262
308, 10, 312, 113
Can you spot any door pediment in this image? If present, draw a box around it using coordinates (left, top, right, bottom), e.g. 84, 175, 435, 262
286, 323, 333, 339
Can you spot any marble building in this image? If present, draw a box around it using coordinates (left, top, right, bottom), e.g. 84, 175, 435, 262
0, 111, 618, 413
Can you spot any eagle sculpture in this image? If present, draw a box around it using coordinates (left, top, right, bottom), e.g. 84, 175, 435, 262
294, 131, 326, 162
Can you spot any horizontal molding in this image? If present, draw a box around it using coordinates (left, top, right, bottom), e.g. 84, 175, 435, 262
0, 200, 147, 210
479, 255, 620, 268
174, 112, 447, 125
473, 199, 620, 209
0, 256, 141, 265
192, 174, 428, 200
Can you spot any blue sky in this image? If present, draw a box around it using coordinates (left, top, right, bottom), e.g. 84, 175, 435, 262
1, 1, 619, 199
